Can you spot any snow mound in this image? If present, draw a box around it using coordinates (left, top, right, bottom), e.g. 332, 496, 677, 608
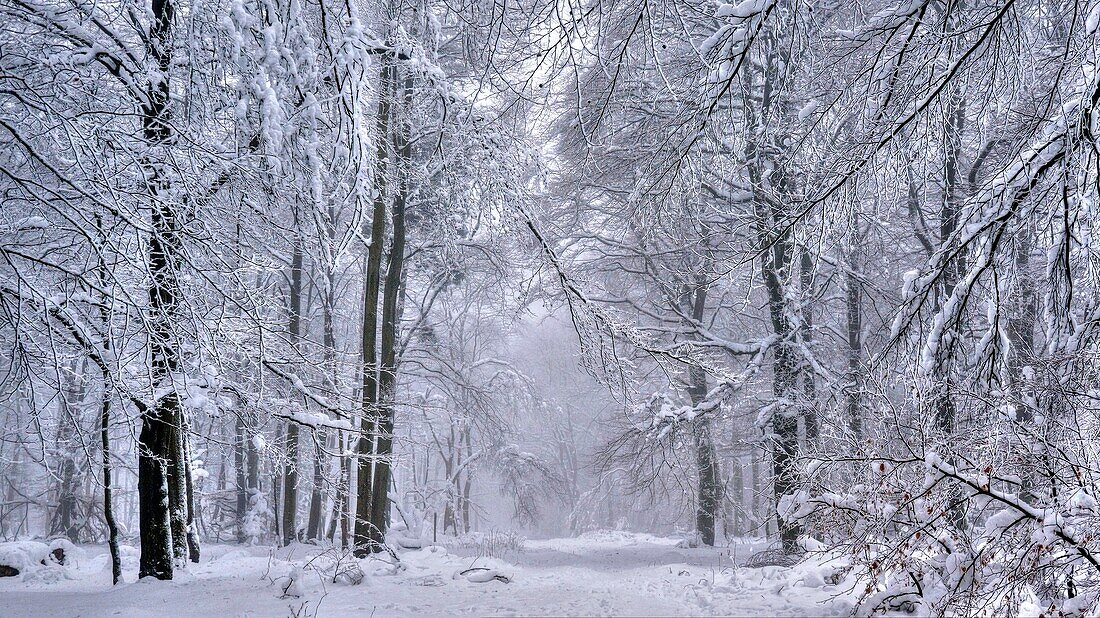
0, 540, 81, 581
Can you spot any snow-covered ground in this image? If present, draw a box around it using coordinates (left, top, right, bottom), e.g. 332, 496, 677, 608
0, 531, 854, 616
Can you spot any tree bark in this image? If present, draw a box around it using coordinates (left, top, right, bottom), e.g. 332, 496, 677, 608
367, 67, 411, 551
683, 280, 721, 546
138, 0, 180, 580
234, 413, 248, 543
93, 225, 122, 583
845, 264, 863, 439
281, 222, 304, 546
754, 152, 802, 552
183, 420, 200, 562
100, 384, 122, 583
307, 237, 338, 542
353, 56, 394, 556
798, 250, 818, 444
54, 370, 80, 543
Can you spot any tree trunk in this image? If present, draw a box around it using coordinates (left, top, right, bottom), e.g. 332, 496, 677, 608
354, 56, 394, 556
755, 162, 802, 553
305, 432, 325, 541
100, 384, 122, 583
182, 421, 200, 562
235, 414, 247, 544
367, 67, 411, 551
54, 371, 80, 543
167, 406, 189, 566
933, 88, 968, 530
246, 420, 260, 542
845, 265, 863, 439
844, 209, 864, 440
683, 280, 721, 546
93, 225, 122, 584
731, 457, 744, 537
308, 248, 338, 542
745, 41, 803, 552
138, 0, 180, 579
799, 250, 818, 444
281, 224, 304, 546
461, 427, 473, 533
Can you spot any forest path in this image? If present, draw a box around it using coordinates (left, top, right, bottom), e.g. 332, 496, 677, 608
1, 532, 852, 616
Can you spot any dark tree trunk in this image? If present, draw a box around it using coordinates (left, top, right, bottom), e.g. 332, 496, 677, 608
327, 431, 350, 546
844, 204, 864, 440
755, 160, 802, 553
367, 68, 411, 551
932, 89, 967, 530
933, 91, 967, 438
100, 389, 122, 583
281, 225, 304, 546
692, 418, 720, 546
166, 406, 188, 565
137, 0, 181, 580
744, 39, 803, 552
683, 280, 721, 546
354, 57, 394, 556
305, 432, 325, 541
246, 420, 260, 537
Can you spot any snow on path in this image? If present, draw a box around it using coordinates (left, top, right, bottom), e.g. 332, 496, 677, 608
0, 532, 854, 616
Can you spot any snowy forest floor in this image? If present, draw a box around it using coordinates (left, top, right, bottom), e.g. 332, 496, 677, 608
1, 531, 855, 616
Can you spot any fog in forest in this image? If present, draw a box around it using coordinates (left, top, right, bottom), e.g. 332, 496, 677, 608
2, 0, 1100, 615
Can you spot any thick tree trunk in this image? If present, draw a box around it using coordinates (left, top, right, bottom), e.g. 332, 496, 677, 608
683, 281, 721, 546
744, 42, 803, 551
166, 407, 189, 565
933, 89, 967, 530
354, 57, 394, 556
692, 419, 720, 546
367, 68, 411, 551
138, 0, 180, 579
755, 169, 802, 552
